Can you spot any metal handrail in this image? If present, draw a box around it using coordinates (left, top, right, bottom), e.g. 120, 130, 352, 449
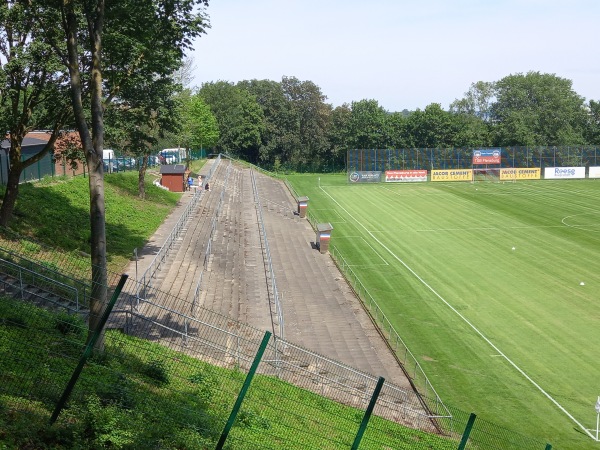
191, 161, 233, 313
302, 206, 447, 416
328, 240, 448, 416
139, 155, 222, 293
0, 258, 81, 311
251, 168, 284, 340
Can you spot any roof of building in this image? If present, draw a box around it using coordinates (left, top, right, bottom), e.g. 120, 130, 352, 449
1, 136, 47, 150
159, 164, 186, 174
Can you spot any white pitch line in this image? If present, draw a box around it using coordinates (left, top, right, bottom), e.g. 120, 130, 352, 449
319, 185, 595, 439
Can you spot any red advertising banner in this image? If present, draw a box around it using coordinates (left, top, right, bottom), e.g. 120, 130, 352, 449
473, 149, 501, 165
385, 170, 428, 182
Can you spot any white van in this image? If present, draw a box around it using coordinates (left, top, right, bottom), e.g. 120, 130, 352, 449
103, 149, 115, 172
103, 149, 115, 160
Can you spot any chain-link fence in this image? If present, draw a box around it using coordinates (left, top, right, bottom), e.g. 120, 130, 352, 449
347, 147, 600, 172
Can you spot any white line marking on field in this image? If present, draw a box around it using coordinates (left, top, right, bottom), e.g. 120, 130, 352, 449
562, 212, 600, 233
319, 185, 595, 439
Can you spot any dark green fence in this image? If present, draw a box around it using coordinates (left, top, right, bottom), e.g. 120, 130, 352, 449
0, 234, 556, 449
347, 147, 600, 172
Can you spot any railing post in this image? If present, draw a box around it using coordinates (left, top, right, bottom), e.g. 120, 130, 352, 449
216, 331, 271, 450
351, 376, 385, 450
457, 413, 477, 450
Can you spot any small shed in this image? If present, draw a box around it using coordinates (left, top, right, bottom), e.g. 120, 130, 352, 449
160, 164, 186, 192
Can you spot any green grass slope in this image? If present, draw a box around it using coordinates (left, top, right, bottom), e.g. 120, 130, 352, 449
0, 171, 181, 273
0, 297, 456, 449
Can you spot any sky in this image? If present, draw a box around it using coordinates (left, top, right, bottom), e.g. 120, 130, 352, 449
190, 0, 599, 112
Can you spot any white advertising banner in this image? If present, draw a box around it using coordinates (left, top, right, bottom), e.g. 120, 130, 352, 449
544, 167, 586, 179
385, 170, 428, 182
588, 166, 600, 178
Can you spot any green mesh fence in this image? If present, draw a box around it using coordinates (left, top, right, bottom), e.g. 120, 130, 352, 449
0, 238, 555, 449
347, 146, 600, 172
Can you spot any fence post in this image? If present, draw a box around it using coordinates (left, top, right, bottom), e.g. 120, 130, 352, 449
457, 412, 477, 450
216, 330, 272, 450
49, 274, 129, 425
351, 376, 385, 450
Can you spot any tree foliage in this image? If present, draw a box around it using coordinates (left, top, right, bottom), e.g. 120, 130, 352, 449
346, 99, 387, 149
180, 92, 219, 153
23, 0, 210, 348
0, 0, 72, 226
585, 100, 600, 145
490, 72, 587, 146
199, 81, 264, 160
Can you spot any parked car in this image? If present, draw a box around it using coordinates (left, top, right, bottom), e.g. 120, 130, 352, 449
103, 156, 137, 172
115, 157, 137, 171
146, 155, 160, 166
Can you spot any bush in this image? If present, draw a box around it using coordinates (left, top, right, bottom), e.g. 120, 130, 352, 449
142, 359, 169, 385
54, 312, 84, 336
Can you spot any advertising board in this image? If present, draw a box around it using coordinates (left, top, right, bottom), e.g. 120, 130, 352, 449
499, 168, 541, 180
589, 166, 600, 178
348, 171, 382, 183
431, 169, 473, 182
473, 149, 501, 165
385, 170, 428, 182
544, 167, 585, 179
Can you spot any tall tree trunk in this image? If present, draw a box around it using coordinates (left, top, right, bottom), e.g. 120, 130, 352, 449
0, 161, 23, 227
63, 0, 108, 351
0, 133, 61, 227
138, 157, 147, 199
87, 154, 107, 351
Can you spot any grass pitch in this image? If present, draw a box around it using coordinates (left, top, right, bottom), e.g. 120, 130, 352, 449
287, 174, 600, 450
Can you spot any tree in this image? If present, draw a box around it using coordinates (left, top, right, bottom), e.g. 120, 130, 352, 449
180, 92, 219, 158
346, 99, 388, 149
104, 76, 182, 199
199, 81, 264, 160
491, 72, 587, 146
0, 1, 73, 226
584, 100, 600, 145
383, 112, 409, 149
173, 57, 197, 89
237, 78, 294, 167
50, 0, 209, 349
280, 76, 331, 170
450, 81, 495, 122
404, 103, 458, 148
451, 113, 492, 148
326, 103, 352, 168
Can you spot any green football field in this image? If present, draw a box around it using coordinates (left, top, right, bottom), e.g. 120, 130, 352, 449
286, 174, 600, 449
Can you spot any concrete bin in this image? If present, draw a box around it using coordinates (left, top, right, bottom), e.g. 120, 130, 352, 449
316, 223, 333, 254
297, 196, 309, 218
